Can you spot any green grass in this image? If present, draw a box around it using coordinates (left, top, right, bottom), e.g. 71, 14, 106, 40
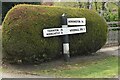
33, 56, 118, 78
60, 56, 118, 78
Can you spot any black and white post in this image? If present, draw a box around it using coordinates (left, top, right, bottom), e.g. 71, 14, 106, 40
61, 13, 70, 62
43, 13, 86, 61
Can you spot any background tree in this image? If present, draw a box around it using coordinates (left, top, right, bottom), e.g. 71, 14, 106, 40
78, 2, 82, 8
54, 2, 79, 8
2, 2, 41, 21
0, 0, 1, 24
94, 1, 97, 11
87, 0, 90, 9
118, 1, 120, 20
102, 2, 106, 11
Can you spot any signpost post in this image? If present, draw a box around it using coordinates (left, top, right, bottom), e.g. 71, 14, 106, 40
43, 13, 86, 62
61, 13, 70, 62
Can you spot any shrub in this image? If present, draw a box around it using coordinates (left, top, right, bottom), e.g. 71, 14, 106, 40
2, 4, 108, 63
104, 11, 118, 22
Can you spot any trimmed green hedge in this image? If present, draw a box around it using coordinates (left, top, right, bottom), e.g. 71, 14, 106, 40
2, 4, 107, 63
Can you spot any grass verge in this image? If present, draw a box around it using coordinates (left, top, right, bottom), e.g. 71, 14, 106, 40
32, 56, 118, 78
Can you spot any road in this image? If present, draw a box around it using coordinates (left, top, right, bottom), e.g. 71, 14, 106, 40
1, 73, 51, 78
97, 46, 119, 56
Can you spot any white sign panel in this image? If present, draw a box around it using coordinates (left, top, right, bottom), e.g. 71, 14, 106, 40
63, 26, 86, 35
67, 18, 86, 25
43, 28, 62, 37
43, 26, 86, 37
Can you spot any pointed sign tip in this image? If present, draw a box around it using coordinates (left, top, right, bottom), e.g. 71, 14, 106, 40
62, 13, 65, 16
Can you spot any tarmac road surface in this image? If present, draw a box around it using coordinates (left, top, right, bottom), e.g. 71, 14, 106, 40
1, 72, 52, 78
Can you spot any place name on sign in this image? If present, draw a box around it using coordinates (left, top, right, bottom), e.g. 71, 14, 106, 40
46, 32, 60, 36
43, 26, 86, 37
70, 28, 84, 32
43, 28, 62, 37
67, 18, 86, 25
63, 26, 86, 35
47, 29, 59, 32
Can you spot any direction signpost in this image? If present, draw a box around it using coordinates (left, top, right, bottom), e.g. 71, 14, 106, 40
43, 26, 86, 37
43, 13, 86, 62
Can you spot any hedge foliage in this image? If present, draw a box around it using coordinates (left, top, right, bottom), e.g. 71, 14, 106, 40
2, 4, 107, 63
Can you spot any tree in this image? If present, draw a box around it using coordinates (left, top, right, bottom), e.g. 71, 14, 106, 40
0, 1, 1, 24
54, 2, 79, 8
102, 2, 106, 11
2, 2, 41, 21
78, 2, 82, 8
87, 0, 90, 9
94, 1, 97, 11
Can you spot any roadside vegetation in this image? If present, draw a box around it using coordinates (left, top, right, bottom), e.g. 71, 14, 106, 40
2, 55, 118, 78
31, 56, 118, 78
2, 4, 107, 63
